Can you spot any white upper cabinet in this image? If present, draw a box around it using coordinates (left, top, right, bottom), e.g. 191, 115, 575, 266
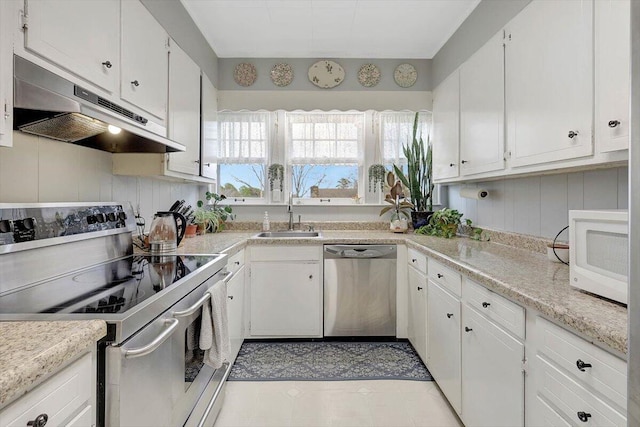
200, 74, 218, 180
459, 31, 505, 176
595, 0, 630, 153
121, 0, 168, 122
23, 0, 119, 94
167, 40, 200, 176
432, 69, 460, 181
505, 0, 594, 167
0, 0, 13, 148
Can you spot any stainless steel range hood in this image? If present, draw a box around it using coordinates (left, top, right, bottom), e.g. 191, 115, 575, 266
13, 55, 186, 153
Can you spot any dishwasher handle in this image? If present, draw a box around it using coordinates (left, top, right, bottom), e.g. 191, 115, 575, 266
324, 245, 397, 259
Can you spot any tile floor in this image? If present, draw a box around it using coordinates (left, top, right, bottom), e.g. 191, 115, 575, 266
214, 380, 463, 427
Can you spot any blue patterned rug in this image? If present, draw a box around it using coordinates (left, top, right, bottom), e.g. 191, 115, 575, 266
228, 341, 432, 381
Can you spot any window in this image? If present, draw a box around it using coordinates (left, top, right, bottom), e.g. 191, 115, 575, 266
286, 112, 364, 202
215, 112, 270, 200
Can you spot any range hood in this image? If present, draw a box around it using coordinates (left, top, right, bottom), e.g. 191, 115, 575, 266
13, 56, 185, 153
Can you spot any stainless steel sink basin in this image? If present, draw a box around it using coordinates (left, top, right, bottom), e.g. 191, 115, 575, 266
254, 231, 322, 238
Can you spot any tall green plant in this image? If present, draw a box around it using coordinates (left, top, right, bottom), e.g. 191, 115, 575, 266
393, 112, 434, 212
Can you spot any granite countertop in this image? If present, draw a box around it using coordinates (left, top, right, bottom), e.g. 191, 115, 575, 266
0, 320, 106, 409
178, 230, 627, 355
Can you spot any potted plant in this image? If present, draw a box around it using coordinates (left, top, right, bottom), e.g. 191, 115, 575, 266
392, 112, 434, 229
379, 171, 413, 233
368, 164, 386, 193
267, 164, 285, 192
193, 192, 235, 234
415, 208, 463, 238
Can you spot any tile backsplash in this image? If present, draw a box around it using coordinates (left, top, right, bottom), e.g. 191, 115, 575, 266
0, 132, 203, 230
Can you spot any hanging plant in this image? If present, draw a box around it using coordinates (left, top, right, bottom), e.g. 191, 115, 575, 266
267, 163, 285, 192
368, 164, 386, 193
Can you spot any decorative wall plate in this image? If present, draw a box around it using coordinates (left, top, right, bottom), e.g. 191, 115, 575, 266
308, 60, 345, 89
270, 63, 294, 87
234, 63, 257, 87
357, 64, 381, 88
394, 63, 418, 88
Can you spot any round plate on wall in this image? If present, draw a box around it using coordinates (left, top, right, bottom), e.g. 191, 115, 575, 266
234, 63, 257, 87
270, 63, 294, 87
308, 60, 345, 89
357, 64, 381, 88
394, 63, 418, 88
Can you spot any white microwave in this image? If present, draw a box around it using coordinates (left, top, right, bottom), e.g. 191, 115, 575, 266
569, 210, 628, 304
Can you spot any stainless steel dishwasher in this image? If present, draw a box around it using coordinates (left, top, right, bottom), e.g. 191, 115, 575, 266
323, 244, 397, 336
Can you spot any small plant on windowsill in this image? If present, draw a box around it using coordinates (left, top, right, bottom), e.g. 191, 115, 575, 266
194, 192, 235, 234
267, 164, 285, 192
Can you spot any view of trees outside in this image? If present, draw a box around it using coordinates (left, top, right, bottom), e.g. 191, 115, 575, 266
218, 164, 265, 198
292, 164, 357, 198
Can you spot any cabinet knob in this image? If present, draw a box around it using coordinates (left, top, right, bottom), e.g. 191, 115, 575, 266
411, 258, 417, 263
417, 286, 423, 291
309, 275, 313, 279
608, 120, 620, 128
27, 414, 48, 427
446, 313, 453, 318
234, 261, 240, 265
204, 163, 212, 167
461, 160, 468, 164
576, 359, 592, 372
568, 130, 578, 139
102, 60, 113, 69
464, 326, 473, 332
577, 411, 592, 422
482, 302, 491, 308
131, 80, 140, 87
228, 295, 234, 300
449, 163, 455, 167
437, 273, 444, 278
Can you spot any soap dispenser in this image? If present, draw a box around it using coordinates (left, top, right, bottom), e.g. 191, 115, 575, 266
262, 211, 270, 231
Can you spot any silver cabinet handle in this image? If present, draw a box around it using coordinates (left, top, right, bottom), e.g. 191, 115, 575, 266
124, 318, 179, 359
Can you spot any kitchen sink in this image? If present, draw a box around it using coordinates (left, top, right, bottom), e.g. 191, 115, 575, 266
254, 231, 322, 238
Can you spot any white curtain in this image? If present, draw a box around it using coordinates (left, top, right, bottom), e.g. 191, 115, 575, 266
286, 112, 365, 165
215, 112, 270, 164
379, 111, 432, 166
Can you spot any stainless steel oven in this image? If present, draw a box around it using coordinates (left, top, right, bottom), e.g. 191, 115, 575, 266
0, 203, 231, 427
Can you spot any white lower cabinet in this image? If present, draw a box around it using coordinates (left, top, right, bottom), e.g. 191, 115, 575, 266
407, 264, 427, 362
461, 303, 524, 427
0, 353, 95, 427
227, 264, 245, 361
427, 280, 461, 415
249, 246, 322, 337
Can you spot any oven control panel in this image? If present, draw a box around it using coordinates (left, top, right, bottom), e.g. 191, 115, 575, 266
0, 204, 136, 246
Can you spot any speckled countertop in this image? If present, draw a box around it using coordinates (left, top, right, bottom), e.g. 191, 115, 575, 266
176, 230, 627, 355
0, 320, 106, 408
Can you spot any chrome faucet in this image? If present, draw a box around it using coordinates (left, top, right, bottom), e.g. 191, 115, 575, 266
287, 193, 294, 230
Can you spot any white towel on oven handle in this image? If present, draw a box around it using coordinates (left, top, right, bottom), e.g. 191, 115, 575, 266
200, 276, 230, 369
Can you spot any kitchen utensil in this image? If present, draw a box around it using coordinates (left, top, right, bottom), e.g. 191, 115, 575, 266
148, 211, 186, 253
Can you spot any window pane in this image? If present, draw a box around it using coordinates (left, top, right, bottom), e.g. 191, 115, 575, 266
219, 164, 265, 198
292, 164, 358, 199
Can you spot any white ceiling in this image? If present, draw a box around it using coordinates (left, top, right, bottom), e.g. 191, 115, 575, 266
181, 0, 481, 59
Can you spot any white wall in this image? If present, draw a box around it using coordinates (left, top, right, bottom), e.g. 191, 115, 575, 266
0, 132, 203, 230
447, 167, 628, 240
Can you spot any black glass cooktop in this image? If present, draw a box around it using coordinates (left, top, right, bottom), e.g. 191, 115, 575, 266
0, 254, 218, 315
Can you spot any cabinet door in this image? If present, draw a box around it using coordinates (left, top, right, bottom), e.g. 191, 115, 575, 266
595, 0, 630, 153
460, 31, 505, 176
167, 41, 201, 176
506, 0, 593, 167
24, 0, 119, 93
121, 0, 168, 121
427, 281, 461, 415
461, 304, 524, 427
200, 74, 218, 180
432, 70, 460, 180
250, 261, 321, 336
0, 0, 12, 147
407, 265, 427, 362
227, 265, 245, 360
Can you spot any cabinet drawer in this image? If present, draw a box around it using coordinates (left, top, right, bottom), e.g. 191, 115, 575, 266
537, 357, 626, 427
463, 279, 524, 339
428, 259, 461, 297
537, 317, 626, 410
408, 248, 427, 274
2, 353, 92, 427
227, 249, 245, 274
251, 245, 321, 261
535, 396, 572, 427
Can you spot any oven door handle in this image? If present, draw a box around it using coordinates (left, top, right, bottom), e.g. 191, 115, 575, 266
172, 271, 234, 319
123, 318, 179, 359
